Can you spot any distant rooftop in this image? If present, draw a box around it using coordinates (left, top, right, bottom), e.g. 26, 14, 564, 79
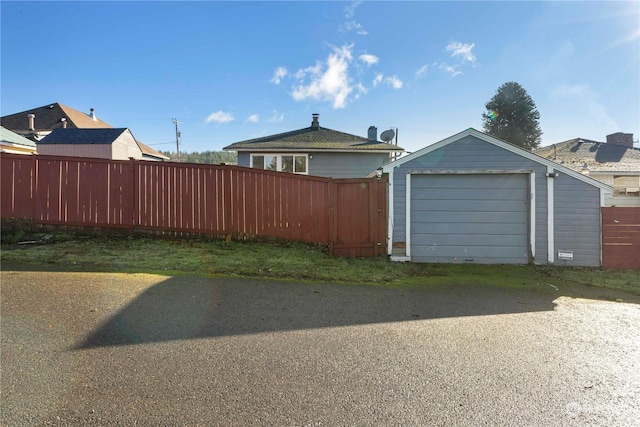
224, 114, 403, 152
535, 135, 640, 172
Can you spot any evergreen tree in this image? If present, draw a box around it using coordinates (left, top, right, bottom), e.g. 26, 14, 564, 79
159, 150, 237, 164
482, 82, 542, 150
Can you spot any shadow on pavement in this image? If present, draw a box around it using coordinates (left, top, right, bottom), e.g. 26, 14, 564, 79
75, 275, 558, 349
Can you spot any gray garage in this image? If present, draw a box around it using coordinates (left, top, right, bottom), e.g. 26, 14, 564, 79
381, 129, 612, 266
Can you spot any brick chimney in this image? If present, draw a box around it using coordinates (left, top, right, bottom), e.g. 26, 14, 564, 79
368, 126, 377, 141
606, 132, 633, 148
311, 113, 319, 129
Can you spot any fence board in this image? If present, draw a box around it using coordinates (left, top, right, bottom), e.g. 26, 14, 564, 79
602, 207, 640, 269
1, 153, 387, 257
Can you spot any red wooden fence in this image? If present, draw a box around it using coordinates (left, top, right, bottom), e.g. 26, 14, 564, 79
1, 153, 387, 257
602, 207, 640, 269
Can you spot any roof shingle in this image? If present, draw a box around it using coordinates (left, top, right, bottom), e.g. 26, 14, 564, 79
38, 128, 128, 145
535, 138, 640, 172
224, 125, 403, 152
1, 103, 113, 132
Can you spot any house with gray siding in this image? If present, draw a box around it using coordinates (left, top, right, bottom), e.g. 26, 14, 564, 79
381, 128, 612, 267
223, 114, 403, 178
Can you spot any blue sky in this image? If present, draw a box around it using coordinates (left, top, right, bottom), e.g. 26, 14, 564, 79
1, 1, 638, 154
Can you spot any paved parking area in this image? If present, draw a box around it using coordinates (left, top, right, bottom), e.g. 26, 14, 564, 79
2, 267, 639, 426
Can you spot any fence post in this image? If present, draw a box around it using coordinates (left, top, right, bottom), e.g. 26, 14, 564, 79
328, 178, 335, 255
32, 154, 38, 222
129, 157, 136, 235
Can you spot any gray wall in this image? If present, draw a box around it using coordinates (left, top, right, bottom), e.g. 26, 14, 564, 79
391, 135, 604, 266
308, 152, 392, 178
553, 175, 602, 267
237, 151, 393, 179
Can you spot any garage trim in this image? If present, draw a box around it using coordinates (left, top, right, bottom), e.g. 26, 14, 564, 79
405, 169, 535, 261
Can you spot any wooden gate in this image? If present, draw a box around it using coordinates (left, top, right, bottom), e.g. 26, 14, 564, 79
331, 179, 387, 257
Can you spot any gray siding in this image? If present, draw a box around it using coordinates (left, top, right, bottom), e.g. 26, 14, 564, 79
554, 176, 602, 267
309, 152, 391, 178
236, 151, 392, 178
237, 152, 250, 167
391, 136, 602, 266
392, 135, 549, 263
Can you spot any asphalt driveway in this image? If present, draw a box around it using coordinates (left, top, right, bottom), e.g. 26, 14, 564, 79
2, 266, 639, 426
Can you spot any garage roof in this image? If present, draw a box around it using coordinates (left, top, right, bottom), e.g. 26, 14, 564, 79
382, 128, 612, 192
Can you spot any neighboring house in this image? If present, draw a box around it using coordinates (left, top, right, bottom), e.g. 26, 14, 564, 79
535, 132, 640, 207
381, 128, 612, 267
223, 114, 403, 178
37, 128, 169, 162
1, 102, 168, 161
1, 126, 37, 155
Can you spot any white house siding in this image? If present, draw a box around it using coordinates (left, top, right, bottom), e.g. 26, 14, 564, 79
112, 133, 143, 160
391, 135, 549, 263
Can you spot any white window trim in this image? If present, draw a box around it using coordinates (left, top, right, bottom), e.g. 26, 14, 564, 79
250, 153, 309, 175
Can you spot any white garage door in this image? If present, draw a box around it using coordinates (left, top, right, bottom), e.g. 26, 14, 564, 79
410, 174, 529, 264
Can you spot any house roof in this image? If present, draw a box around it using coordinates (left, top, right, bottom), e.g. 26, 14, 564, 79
1, 126, 37, 148
534, 138, 640, 173
223, 121, 403, 153
136, 140, 170, 160
382, 128, 612, 192
1, 102, 113, 132
38, 128, 128, 145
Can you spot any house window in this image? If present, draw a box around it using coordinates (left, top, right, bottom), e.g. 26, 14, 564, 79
251, 154, 308, 174
613, 175, 640, 197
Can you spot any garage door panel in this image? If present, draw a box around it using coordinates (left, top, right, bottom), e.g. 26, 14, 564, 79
411, 175, 526, 190
410, 174, 529, 264
412, 233, 527, 247
412, 188, 527, 201
411, 211, 527, 224
412, 220, 526, 236
412, 199, 527, 213
412, 244, 528, 259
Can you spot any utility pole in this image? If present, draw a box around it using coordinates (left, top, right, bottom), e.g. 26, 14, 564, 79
172, 118, 182, 162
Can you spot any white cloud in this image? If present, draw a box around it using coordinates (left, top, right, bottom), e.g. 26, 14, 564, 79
415, 64, 428, 79
247, 114, 259, 123
354, 82, 368, 100
343, 21, 368, 35
359, 54, 379, 66
372, 74, 383, 87
291, 44, 354, 109
439, 63, 462, 77
385, 76, 403, 89
342, 1, 367, 35
268, 111, 285, 123
295, 62, 323, 80
271, 67, 288, 84
345, 1, 361, 19
205, 110, 234, 124
446, 41, 476, 64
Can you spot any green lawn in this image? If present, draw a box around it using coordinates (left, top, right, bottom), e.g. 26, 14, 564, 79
2, 231, 638, 299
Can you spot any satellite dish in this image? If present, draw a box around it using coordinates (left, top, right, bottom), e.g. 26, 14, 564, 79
380, 129, 395, 143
